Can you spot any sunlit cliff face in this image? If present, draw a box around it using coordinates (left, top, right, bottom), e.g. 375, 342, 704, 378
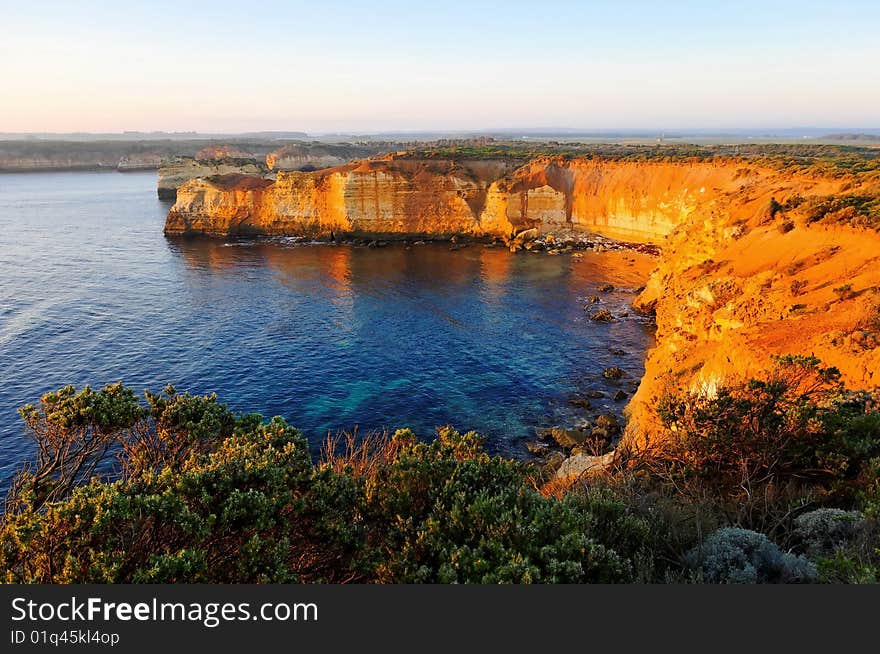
166, 156, 743, 242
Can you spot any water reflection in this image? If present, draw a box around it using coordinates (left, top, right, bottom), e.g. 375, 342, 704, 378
164, 237, 655, 454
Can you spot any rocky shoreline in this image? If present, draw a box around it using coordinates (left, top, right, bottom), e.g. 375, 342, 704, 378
183, 227, 661, 258
525, 280, 648, 481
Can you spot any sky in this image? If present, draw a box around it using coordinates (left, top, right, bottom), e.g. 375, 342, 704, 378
1, 0, 878, 133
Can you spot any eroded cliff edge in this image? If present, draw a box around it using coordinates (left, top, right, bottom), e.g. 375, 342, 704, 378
157, 142, 391, 200
165, 155, 736, 242
164, 152, 880, 448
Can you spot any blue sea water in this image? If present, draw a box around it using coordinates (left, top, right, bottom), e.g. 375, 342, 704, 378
0, 171, 654, 486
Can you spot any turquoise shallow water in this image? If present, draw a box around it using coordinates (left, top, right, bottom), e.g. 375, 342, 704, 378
0, 171, 654, 485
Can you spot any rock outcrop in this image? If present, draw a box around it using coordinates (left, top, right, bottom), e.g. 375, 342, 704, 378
556, 452, 616, 480
157, 143, 392, 200
265, 143, 380, 172
165, 158, 517, 237
157, 156, 269, 201
165, 152, 880, 450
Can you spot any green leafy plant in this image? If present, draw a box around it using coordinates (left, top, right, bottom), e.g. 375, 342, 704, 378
1, 387, 661, 583
833, 284, 855, 300
685, 527, 816, 584
4, 371, 878, 584
652, 356, 880, 533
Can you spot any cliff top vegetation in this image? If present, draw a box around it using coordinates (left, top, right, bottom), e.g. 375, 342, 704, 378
397, 142, 880, 179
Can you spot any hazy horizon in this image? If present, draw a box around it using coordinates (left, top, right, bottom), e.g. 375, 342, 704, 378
3, 0, 879, 133
3, 126, 880, 135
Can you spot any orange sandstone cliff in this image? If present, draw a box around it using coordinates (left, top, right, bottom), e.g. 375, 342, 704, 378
164, 154, 880, 447
165, 156, 749, 242
166, 158, 515, 238
627, 169, 880, 446
156, 143, 390, 200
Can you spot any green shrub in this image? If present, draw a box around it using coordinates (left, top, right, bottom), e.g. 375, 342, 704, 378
793, 509, 865, 558
3, 376, 878, 584
800, 195, 880, 229
815, 551, 879, 584
766, 197, 783, 222
338, 427, 659, 583
795, 505, 880, 584
12, 383, 145, 511
790, 279, 808, 296
857, 458, 880, 518
1, 386, 663, 583
0, 416, 361, 583
833, 284, 855, 300
656, 357, 880, 508
685, 527, 816, 584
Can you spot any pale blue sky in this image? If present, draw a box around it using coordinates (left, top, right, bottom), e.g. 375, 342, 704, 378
1, 0, 878, 132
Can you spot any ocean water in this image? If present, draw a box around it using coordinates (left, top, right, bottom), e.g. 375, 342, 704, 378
0, 171, 654, 485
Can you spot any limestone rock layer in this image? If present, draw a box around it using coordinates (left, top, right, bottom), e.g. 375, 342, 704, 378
165, 156, 748, 242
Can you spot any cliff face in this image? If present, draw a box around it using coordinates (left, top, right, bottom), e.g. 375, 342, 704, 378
504, 159, 879, 446
484, 158, 758, 242
164, 155, 880, 448
165, 157, 744, 242
166, 158, 516, 237
627, 175, 880, 446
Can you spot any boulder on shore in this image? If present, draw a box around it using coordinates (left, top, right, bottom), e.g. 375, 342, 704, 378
603, 366, 625, 380
556, 451, 616, 479
548, 427, 588, 449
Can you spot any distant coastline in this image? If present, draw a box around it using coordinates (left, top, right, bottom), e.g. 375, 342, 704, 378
2, 130, 878, 174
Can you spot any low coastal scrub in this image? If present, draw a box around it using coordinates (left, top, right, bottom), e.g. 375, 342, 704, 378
635, 356, 880, 581
405, 142, 880, 180
684, 528, 817, 584
2, 357, 878, 584
653, 356, 880, 518
0, 386, 660, 583
777, 193, 880, 230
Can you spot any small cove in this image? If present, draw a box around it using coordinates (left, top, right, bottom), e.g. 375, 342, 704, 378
0, 170, 656, 488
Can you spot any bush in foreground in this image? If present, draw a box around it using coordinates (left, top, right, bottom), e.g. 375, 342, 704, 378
1, 386, 659, 583
3, 360, 879, 584
651, 356, 880, 536
684, 528, 816, 584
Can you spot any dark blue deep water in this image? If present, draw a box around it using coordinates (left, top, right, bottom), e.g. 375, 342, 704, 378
0, 171, 654, 484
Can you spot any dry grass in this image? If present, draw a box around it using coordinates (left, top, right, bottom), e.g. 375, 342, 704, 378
539, 476, 579, 499
319, 429, 406, 479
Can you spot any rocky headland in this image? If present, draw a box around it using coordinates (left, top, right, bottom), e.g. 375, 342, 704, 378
164, 153, 709, 242
157, 142, 391, 200
0, 140, 174, 173
0, 139, 286, 174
